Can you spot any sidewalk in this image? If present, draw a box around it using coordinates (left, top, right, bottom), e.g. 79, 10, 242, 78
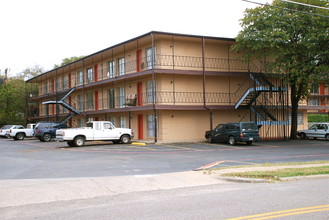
1, 163, 328, 208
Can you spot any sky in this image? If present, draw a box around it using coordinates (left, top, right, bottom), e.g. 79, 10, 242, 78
0, 0, 267, 76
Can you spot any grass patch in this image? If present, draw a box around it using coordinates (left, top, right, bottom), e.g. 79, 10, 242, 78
223, 166, 329, 180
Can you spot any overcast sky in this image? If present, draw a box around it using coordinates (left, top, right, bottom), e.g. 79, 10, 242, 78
1, 0, 268, 76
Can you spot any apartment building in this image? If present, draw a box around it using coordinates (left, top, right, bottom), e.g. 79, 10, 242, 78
26, 31, 306, 142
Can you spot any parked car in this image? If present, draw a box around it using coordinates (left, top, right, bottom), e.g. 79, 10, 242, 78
0, 125, 23, 138
34, 122, 68, 142
56, 121, 134, 147
297, 123, 329, 141
205, 122, 260, 145
9, 123, 36, 140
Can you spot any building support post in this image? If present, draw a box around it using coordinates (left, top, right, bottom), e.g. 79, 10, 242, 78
151, 33, 157, 143
202, 37, 212, 131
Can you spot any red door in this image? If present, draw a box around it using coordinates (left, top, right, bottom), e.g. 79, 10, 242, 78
68, 73, 71, 88
138, 114, 143, 139
137, 82, 143, 106
95, 91, 99, 111
51, 79, 55, 92
136, 49, 142, 72
94, 64, 98, 82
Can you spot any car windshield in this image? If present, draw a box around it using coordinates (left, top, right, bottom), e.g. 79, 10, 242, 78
241, 123, 258, 131
1, 125, 13, 129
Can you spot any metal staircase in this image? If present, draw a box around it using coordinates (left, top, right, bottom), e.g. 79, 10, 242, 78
42, 88, 79, 124
235, 73, 288, 126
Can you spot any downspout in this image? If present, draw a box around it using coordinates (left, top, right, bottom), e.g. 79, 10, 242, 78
202, 37, 213, 131
151, 33, 158, 143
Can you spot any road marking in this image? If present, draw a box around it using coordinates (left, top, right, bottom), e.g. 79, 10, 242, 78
227, 204, 329, 220
195, 161, 224, 170
199, 142, 243, 149
159, 144, 200, 151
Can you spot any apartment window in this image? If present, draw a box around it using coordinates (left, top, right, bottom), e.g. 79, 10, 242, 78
108, 88, 115, 109
120, 116, 126, 128
77, 95, 83, 111
44, 81, 48, 94
87, 68, 93, 83
146, 80, 156, 103
87, 92, 93, 110
117, 86, 125, 108
45, 105, 49, 116
108, 61, 115, 78
147, 114, 155, 137
77, 118, 84, 127
311, 84, 318, 93
288, 112, 303, 125
118, 58, 125, 76
62, 74, 68, 89
310, 99, 319, 106
146, 47, 156, 70
109, 117, 116, 127
78, 71, 83, 85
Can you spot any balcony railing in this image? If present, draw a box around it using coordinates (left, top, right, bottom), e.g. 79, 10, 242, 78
31, 55, 266, 97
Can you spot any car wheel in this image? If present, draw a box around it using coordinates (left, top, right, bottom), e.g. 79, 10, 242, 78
73, 136, 85, 147
67, 141, 75, 147
120, 135, 131, 144
300, 133, 307, 139
16, 133, 25, 140
228, 136, 236, 145
208, 136, 214, 143
246, 141, 252, 145
42, 133, 52, 142
325, 134, 329, 141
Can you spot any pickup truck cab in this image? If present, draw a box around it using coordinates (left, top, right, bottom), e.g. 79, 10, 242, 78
56, 121, 134, 147
10, 123, 36, 140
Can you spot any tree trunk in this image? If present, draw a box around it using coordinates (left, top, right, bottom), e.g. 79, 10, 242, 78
290, 84, 299, 139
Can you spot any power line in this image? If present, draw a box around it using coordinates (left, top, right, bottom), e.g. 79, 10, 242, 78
279, 0, 329, 10
242, 0, 329, 18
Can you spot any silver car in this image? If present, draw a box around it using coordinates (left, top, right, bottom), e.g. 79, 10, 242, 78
297, 123, 329, 141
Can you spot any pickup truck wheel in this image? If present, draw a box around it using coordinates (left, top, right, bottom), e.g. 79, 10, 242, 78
300, 133, 307, 139
120, 135, 131, 144
16, 133, 25, 140
207, 136, 214, 143
74, 136, 85, 147
325, 134, 329, 141
42, 133, 52, 142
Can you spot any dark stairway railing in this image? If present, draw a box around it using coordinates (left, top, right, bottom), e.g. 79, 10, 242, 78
236, 73, 287, 125
42, 88, 79, 124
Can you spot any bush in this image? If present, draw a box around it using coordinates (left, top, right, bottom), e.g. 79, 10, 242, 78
308, 114, 329, 122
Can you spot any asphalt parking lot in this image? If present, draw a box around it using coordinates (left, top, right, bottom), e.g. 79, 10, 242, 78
0, 138, 328, 179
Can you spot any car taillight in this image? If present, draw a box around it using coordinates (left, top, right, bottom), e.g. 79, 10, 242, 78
37, 129, 41, 133
10, 129, 12, 133
240, 133, 244, 137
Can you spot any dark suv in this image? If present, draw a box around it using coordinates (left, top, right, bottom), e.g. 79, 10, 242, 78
34, 122, 68, 142
205, 122, 260, 145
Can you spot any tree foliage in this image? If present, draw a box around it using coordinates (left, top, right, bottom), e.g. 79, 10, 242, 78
54, 56, 85, 69
234, 0, 329, 139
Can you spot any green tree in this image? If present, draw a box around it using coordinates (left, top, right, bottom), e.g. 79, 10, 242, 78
234, 0, 329, 139
19, 65, 44, 80
54, 56, 85, 69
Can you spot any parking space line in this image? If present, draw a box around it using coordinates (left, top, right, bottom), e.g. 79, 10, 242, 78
199, 142, 243, 149
158, 144, 200, 151
123, 145, 158, 151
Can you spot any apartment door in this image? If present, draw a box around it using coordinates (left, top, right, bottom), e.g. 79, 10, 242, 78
138, 114, 143, 139
137, 82, 143, 106
51, 79, 55, 92
95, 91, 99, 111
136, 49, 142, 72
94, 64, 98, 82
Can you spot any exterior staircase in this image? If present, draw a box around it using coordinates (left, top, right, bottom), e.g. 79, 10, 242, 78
42, 88, 79, 124
235, 73, 288, 126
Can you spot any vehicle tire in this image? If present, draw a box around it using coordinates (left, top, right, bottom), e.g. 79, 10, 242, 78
16, 133, 25, 140
120, 135, 131, 144
42, 133, 52, 142
207, 136, 214, 143
300, 133, 307, 139
73, 136, 85, 147
67, 141, 75, 147
228, 136, 237, 145
246, 141, 252, 145
325, 134, 329, 141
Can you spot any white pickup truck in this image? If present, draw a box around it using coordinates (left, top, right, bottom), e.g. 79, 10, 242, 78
9, 124, 36, 140
56, 121, 134, 147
